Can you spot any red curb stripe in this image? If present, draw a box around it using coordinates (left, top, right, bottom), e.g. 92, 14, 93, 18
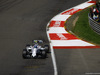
61, 8, 82, 15
53, 46, 100, 49
49, 21, 65, 27
88, 1, 96, 4
49, 33, 78, 40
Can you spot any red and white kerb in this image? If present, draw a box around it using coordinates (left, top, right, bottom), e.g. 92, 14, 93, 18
47, 1, 100, 49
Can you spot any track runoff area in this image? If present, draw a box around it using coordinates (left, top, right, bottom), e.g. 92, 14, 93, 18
46, 0, 100, 75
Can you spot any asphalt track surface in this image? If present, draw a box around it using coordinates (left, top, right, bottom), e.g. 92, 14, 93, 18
0, 0, 99, 75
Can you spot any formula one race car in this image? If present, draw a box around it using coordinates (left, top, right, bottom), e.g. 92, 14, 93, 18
22, 40, 49, 59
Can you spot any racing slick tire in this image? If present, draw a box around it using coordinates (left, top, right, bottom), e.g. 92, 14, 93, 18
22, 49, 31, 59
44, 45, 49, 53
22, 49, 27, 59
41, 50, 47, 59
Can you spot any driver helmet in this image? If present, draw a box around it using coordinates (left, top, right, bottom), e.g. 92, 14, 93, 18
34, 40, 38, 43
34, 44, 38, 48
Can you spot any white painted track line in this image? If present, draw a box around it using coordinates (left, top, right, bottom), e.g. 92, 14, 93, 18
46, 30, 58, 75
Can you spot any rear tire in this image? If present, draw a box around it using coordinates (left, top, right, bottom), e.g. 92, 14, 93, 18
44, 45, 49, 53
41, 50, 47, 59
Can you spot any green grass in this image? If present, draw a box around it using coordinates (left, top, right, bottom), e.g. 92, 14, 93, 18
72, 8, 100, 45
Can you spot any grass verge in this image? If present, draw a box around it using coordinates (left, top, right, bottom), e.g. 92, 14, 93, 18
72, 7, 100, 45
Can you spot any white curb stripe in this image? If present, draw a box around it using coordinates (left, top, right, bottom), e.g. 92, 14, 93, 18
48, 27, 68, 33
51, 40, 95, 46
74, 2, 94, 9
52, 15, 71, 21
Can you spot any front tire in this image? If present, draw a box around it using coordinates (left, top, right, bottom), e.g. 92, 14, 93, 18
22, 49, 27, 59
